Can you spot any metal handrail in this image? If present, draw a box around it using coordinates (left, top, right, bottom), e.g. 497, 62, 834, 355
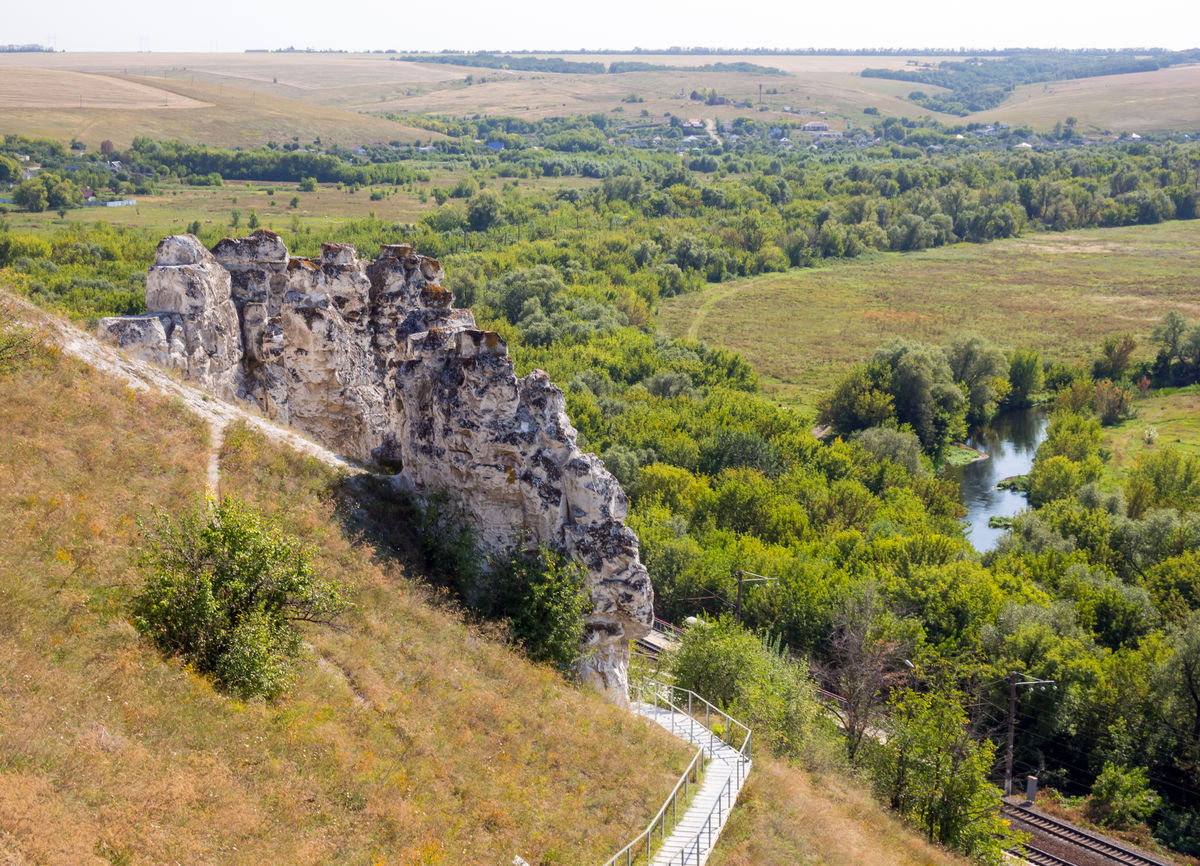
601, 743, 707, 866
603, 678, 752, 866
638, 678, 752, 760
662, 770, 740, 866
652, 617, 687, 640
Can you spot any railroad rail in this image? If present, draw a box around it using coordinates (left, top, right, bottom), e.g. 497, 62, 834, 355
635, 618, 686, 659
1002, 803, 1173, 866
1014, 843, 1079, 866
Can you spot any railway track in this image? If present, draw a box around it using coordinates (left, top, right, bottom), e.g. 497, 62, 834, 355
1002, 803, 1173, 866
1016, 843, 1079, 866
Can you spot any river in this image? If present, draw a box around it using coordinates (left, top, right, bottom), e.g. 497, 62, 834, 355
945, 408, 1048, 553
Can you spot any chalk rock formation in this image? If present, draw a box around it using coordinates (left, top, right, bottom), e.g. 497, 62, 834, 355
99, 231, 652, 702
98, 235, 243, 397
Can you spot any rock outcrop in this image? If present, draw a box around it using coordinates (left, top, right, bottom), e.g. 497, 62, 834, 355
99, 231, 653, 702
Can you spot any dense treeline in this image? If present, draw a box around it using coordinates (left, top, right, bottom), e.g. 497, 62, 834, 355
392, 53, 784, 75
864, 49, 1200, 115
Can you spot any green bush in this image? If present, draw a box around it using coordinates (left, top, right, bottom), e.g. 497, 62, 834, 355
131, 494, 350, 699
1087, 761, 1162, 829
412, 496, 589, 675
667, 616, 819, 758
478, 546, 591, 674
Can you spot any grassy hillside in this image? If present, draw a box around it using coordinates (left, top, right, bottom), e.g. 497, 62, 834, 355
0, 296, 989, 866
983, 63, 1200, 134
0, 336, 696, 865
710, 758, 967, 866
0, 57, 437, 149
658, 222, 1200, 408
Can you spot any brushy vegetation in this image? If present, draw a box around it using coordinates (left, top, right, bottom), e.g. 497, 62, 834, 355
666, 617, 821, 760
132, 494, 352, 699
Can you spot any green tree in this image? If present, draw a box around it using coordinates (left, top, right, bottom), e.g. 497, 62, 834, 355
817, 360, 895, 437
1093, 334, 1137, 381
1004, 348, 1044, 409
466, 188, 502, 231
1153, 311, 1188, 367
131, 495, 350, 699
944, 334, 1009, 424
854, 427, 926, 477
668, 617, 819, 758
1028, 454, 1090, 507
1153, 612, 1200, 790
0, 155, 21, 185
13, 177, 49, 212
487, 265, 565, 324
298, 176, 317, 192
248, 210, 260, 229
870, 688, 1019, 863
873, 340, 967, 460
476, 546, 591, 674
1126, 447, 1200, 517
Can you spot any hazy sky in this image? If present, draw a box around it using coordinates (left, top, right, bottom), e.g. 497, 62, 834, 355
11, 0, 1199, 53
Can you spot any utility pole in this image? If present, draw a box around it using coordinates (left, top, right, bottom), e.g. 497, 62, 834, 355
734, 570, 777, 623
1005, 672, 1055, 797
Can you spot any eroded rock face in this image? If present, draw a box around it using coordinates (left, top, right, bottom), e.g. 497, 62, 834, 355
99, 231, 652, 702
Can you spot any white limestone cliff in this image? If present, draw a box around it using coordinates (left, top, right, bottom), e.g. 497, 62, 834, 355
99, 231, 653, 702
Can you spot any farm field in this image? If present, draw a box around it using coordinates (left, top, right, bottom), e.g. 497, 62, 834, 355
5, 51, 1198, 149
0, 51, 947, 144
658, 221, 1200, 408
0, 55, 437, 149
980, 63, 1200, 135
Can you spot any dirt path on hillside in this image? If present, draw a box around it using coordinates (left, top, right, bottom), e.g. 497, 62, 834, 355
6, 294, 361, 480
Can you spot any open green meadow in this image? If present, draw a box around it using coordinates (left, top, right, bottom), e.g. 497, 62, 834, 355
0, 172, 599, 241
1102, 385, 1200, 479
659, 221, 1200, 408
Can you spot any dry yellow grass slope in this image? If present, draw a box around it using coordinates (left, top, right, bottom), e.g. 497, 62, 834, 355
0, 334, 694, 865
710, 758, 969, 866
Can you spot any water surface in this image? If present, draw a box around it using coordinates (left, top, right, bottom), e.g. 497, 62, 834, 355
945, 409, 1048, 553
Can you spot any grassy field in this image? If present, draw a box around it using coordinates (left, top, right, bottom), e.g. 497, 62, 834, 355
983, 64, 1200, 134
0, 172, 600, 247
1101, 385, 1200, 481
7, 51, 1197, 149
658, 222, 1200, 408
